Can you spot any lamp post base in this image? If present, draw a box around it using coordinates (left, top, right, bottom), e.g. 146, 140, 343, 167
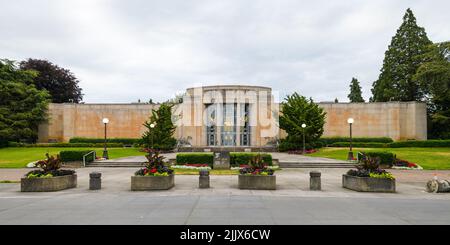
347, 151, 354, 161
102, 150, 109, 160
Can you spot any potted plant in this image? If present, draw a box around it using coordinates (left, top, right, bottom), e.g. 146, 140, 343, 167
131, 151, 174, 190
21, 153, 77, 192
238, 154, 276, 190
343, 154, 395, 192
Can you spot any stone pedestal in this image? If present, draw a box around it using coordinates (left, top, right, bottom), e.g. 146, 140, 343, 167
310, 171, 321, 191
199, 170, 210, 188
89, 172, 102, 190
213, 151, 230, 169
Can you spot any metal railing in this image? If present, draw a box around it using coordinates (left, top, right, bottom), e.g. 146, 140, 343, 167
83, 151, 96, 167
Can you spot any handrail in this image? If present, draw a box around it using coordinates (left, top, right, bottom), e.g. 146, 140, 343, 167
83, 151, 96, 167
356, 152, 365, 162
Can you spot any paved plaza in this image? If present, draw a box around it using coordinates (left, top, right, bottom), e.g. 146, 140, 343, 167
1, 168, 450, 224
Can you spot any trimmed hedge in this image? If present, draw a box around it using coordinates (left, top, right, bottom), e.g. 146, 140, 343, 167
319, 137, 393, 146
388, 140, 450, 148
176, 153, 214, 167
175, 152, 273, 168
361, 152, 395, 166
230, 153, 273, 167
60, 150, 95, 162
330, 142, 388, 148
69, 137, 140, 145
7, 142, 124, 148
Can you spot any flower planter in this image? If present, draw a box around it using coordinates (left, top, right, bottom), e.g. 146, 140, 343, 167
131, 174, 174, 191
238, 175, 276, 190
21, 174, 77, 192
342, 174, 395, 193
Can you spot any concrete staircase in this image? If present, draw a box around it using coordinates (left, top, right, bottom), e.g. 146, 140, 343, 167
86, 161, 144, 168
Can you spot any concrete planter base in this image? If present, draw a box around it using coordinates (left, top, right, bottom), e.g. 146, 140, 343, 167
342, 174, 395, 193
131, 175, 174, 191
238, 175, 276, 190
21, 174, 77, 192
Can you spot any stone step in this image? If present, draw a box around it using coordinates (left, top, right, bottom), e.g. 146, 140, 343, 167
87, 162, 144, 168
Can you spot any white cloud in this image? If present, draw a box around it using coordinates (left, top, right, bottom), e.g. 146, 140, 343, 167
1, 0, 449, 103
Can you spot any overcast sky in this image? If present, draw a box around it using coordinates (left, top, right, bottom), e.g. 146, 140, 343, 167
1, 0, 449, 103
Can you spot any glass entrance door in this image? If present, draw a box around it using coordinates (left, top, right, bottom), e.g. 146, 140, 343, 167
221, 103, 236, 146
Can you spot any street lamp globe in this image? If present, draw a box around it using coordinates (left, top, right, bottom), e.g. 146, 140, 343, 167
347, 118, 354, 124
102, 118, 109, 124
301, 123, 306, 128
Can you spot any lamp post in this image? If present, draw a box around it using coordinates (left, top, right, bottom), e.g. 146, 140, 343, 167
150, 123, 155, 149
102, 118, 109, 159
347, 118, 354, 160
301, 123, 306, 154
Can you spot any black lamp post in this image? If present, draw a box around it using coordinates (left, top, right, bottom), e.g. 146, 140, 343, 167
301, 123, 306, 154
150, 123, 155, 149
102, 118, 109, 159
347, 118, 354, 160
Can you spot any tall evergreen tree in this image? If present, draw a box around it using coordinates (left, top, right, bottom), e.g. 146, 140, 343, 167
348, 77, 365, 102
0, 59, 50, 145
414, 42, 450, 138
371, 8, 432, 102
141, 103, 177, 150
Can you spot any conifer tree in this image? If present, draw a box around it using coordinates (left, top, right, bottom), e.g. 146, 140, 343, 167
142, 103, 176, 150
371, 8, 432, 102
348, 77, 365, 102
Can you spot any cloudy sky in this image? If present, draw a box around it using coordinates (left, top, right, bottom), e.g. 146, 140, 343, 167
1, 0, 449, 103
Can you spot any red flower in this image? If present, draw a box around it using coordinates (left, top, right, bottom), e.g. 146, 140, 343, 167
150, 168, 157, 173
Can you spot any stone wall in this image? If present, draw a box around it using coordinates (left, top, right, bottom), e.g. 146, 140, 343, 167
38, 101, 427, 143
38, 103, 158, 142
317, 102, 427, 140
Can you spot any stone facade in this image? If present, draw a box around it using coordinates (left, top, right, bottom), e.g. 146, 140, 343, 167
37, 85, 427, 143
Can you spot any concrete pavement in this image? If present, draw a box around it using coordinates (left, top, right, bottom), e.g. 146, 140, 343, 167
1, 168, 450, 224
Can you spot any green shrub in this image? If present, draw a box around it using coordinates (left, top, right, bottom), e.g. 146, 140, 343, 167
330, 142, 387, 148
176, 153, 214, 167
230, 153, 272, 166
388, 140, 450, 148
278, 136, 323, 152
361, 152, 395, 166
60, 150, 95, 162
9, 143, 124, 148
69, 137, 140, 145
319, 137, 393, 146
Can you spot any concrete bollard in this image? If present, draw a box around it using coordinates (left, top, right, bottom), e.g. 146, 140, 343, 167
199, 170, 210, 189
310, 171, 321, 191
89, 172, 102, 190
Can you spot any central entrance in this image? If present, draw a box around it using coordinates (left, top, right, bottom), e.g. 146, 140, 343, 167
205, 103, 251, 146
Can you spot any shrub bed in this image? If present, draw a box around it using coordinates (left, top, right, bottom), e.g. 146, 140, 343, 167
361, 152, 395, 167
175, 152, 273, 167
330, 142, 387, 148
69, 137, 140, 145
319, 137, 393, 146
8, 142, 124, 148
231, 153, 273, 166
60, 150, 95, 162
388, 140, 450, 148
176, 153, 214, 167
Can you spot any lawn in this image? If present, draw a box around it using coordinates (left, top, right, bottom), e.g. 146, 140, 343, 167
309, 147, 450, 170
0, 147, 145, 168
